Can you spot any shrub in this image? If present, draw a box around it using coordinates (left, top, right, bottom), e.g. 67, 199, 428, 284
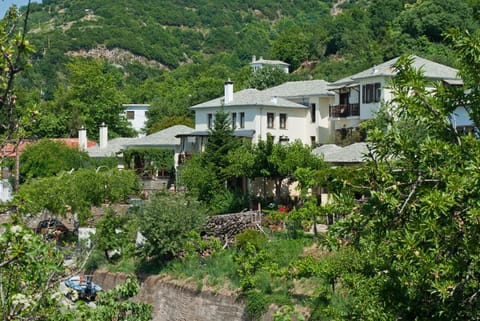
235, 229, 266, 251
139, 192, 207, 260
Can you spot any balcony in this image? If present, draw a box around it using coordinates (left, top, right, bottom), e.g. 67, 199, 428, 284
329, 103, 360, 118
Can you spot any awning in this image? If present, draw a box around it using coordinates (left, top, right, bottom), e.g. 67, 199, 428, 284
328, 83, 360, 92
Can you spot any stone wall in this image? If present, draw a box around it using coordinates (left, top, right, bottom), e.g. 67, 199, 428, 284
93, 271, 248, 321
203, 211, 263, 243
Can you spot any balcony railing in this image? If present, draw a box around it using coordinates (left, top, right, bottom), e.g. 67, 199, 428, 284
329, 103, 360, 118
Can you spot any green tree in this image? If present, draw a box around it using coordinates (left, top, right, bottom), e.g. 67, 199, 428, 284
247, 65, 288, 90
180, 110, 244, 209
264, 139, 324, 203
53, 57, 136, 139
138, 192, 207, 260
15, 168, 141, 223
19, 139, 90, 181
95, 208, 134, 262
328, 45, 480, 319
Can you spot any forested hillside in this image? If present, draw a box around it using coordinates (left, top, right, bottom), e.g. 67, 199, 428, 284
12, 0, 480, 138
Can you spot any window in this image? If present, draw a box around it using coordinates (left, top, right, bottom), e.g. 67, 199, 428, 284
126, 111, 135, 120
207, 113, 213, 129
280, 113, 287, 129
310, 103, 316, 122
310, 136, 316, 146
362, 82, 381, 103
231, 112, 237, 128
239, 112, 245, 128
267, 113, 274, 128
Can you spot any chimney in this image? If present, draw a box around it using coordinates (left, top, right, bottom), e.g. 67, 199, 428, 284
99, 122, 108, 148
224, 79, 233, 104
78, 126, 87, 151
252, 55, 256, 63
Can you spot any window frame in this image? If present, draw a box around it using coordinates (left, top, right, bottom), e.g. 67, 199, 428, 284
267, 112, 274, 129
279, 113, 287, 129
310, 103, 316, 122
362, 82, 381, 103
207, 113, 213, 129
239, 112, 245, 128
126, 111, 135, 120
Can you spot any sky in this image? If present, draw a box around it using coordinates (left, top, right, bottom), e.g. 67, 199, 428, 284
0, 0, 41, 17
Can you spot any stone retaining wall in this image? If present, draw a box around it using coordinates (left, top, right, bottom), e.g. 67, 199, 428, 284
93, 271, 248, 321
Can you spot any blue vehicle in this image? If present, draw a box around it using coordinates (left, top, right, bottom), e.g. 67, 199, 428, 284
65, 275, 102, 301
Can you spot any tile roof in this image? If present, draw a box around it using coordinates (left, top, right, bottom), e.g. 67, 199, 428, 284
313, 142, 370, 163
126, 125, 193, 147
190, 88, 308, 109
263, 80, 333, 98
176, 129, 255, 138
332, 55, 460, 86
87, 125, 194, 158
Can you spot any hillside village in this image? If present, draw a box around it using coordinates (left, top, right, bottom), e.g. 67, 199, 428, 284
1, 1, 480, 321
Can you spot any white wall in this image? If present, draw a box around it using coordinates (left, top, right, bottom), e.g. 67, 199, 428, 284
123, 104, 149, 137
0, 179, 12, 203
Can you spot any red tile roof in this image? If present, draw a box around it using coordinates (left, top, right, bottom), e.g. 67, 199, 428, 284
0, 138, 97, 158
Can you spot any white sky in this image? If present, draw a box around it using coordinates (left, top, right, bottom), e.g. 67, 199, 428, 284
0, 0, 41, 17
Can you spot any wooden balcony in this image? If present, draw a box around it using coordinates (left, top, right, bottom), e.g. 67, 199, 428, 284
329, 103, 360, 118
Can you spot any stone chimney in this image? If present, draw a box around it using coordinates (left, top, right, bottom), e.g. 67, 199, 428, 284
99, 123, 108, 148
224, 79, 233, 104
78, 126, 87, 151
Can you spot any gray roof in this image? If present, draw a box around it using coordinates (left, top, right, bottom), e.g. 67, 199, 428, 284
332, 55, 460, 86
176, 129, 255, 138
87, 138, 136, 158
87, 125, 193, 157
190, 88, 308, 110
263, 80, 333, 98
313, 143, 370, 163
251, 58, 289, 66
126, 125, 193, 147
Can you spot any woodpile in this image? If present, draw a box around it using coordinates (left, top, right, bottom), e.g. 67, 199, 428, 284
203, 211, 263, 245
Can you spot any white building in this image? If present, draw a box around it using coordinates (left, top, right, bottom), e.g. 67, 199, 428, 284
328, 55, 471, 138
123, 104, 150, 137
189, 79, 333, 147
179, 55, 473, 156
250, 55, 290, 74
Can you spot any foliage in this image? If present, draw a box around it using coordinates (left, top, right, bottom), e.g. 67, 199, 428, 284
95, 207, 137, 261
19, 139, 90, 181
235, 229, 267, 252
138, 192, 207, 260
49, 57, 136, 139
326, 40, 480, 319
247, 66, 288, 90
0, 223, 152, 320
15, 168, 141, 223
254, 138, 325, 203
181, 230, 222, 259
123, 147, 174, 177
83, 276, 152, 321
180, 110, 247, 210
245, 290, 268, 321
273, 305, 305, 321
0, 223, 64, 320
208, 188, 249, 215
0, 4, 36, 140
